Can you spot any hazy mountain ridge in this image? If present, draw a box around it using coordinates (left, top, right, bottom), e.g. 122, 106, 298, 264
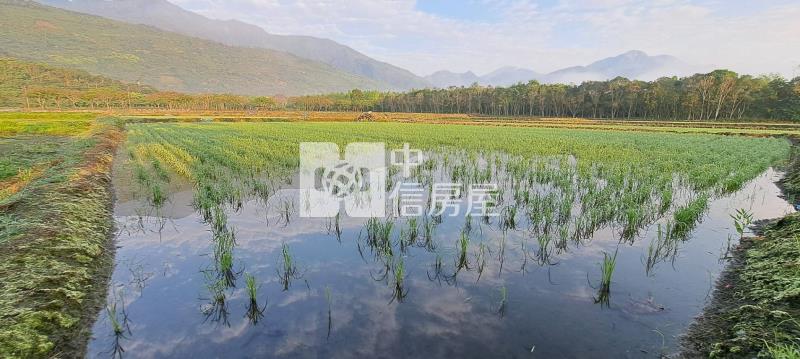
0, 0, 386, 95
542, 50, 700, 84
481, 67, 541, 87
424, 70, 480, 88
38, 0, 430, 90
427, 50, 705, 88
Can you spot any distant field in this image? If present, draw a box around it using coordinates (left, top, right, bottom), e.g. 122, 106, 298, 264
2, 110, 797, 137
110, 110, 800, 137
0, 112, 98, 136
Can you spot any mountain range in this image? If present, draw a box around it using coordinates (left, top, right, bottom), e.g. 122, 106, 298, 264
0, 0, 386, 95
38, 0, 430, 90
425, 51, 706, 88
1, 0, 709, 95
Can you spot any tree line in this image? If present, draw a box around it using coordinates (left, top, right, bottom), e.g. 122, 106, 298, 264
291, 70, 800, 121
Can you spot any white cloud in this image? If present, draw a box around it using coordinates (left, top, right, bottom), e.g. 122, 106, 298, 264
169, 0, 800, 77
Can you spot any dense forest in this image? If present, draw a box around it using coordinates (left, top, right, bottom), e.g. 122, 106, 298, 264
291, 70, 800, 121
4, 57, 800, 121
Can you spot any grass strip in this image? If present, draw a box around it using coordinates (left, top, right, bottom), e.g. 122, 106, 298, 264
0, 121, 121, 358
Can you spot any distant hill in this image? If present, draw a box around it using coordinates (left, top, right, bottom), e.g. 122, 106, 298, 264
541, 50, 700, 84
426, 50, 704, 87
425, 66, 541, 88
0, 57, 156, 107
0, 0, 386, 95
481, 67, 541, 87
38, 0, 429, 90
424, 71, 480, 88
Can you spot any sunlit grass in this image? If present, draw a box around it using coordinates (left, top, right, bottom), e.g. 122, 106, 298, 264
0, 112, 98, 136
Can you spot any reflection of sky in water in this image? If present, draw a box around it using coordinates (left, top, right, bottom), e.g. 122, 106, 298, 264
89, 167, 794, 358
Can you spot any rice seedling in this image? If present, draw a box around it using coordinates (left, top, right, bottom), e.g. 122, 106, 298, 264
390, 257, 408, 303
245, 272, 259, 301
244, 273, 266, 324
427, 253, 445, 283
213, 226, 237, 255
476, 241, 488, 282
333, 212, 342, 241
202, 271, 231, 326
148, 182, 166, 208
278, 198, 294, 226
533, 231, 557, 265
463, 214, 472, 235
500, 205, 517, 231
366, 218, 394, 243
455, 232, 470, 272
431, 202, 443, 224
365, 218, 395, 257
407, 217, 419, 244
422, 219, 436, 251
106, 290, 130, 337
210, 205, 229, 235
105, 290, 131, 359
594, 250, 618, 307
277, 243, 302, 291
556, 225, 570, 252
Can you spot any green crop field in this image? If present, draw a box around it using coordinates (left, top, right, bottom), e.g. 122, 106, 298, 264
1, 1, 797, 357
1, 114, 799, 358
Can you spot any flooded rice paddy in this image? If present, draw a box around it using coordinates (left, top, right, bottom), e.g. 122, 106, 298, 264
89, 147, 794, 358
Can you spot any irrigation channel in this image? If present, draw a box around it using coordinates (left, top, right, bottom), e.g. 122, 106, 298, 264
88, 149, 795, 358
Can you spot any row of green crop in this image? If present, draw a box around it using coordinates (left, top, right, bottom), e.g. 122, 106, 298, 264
120, 122, 790, 296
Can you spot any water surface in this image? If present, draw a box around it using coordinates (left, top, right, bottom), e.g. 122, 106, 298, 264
89, 156, 794, 358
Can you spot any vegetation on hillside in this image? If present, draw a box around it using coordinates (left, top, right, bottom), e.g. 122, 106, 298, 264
0, 0, 384, 96
0, 58, 155, 108
39, 0, 430, 90
0, 58, 282, 111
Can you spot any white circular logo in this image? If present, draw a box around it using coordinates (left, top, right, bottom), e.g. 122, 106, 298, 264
322, 162, 360, 198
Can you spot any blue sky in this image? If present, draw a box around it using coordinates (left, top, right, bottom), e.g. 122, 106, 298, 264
171, 0, 800, 77
416, 0, 501, 22
415, 0, 561, 22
